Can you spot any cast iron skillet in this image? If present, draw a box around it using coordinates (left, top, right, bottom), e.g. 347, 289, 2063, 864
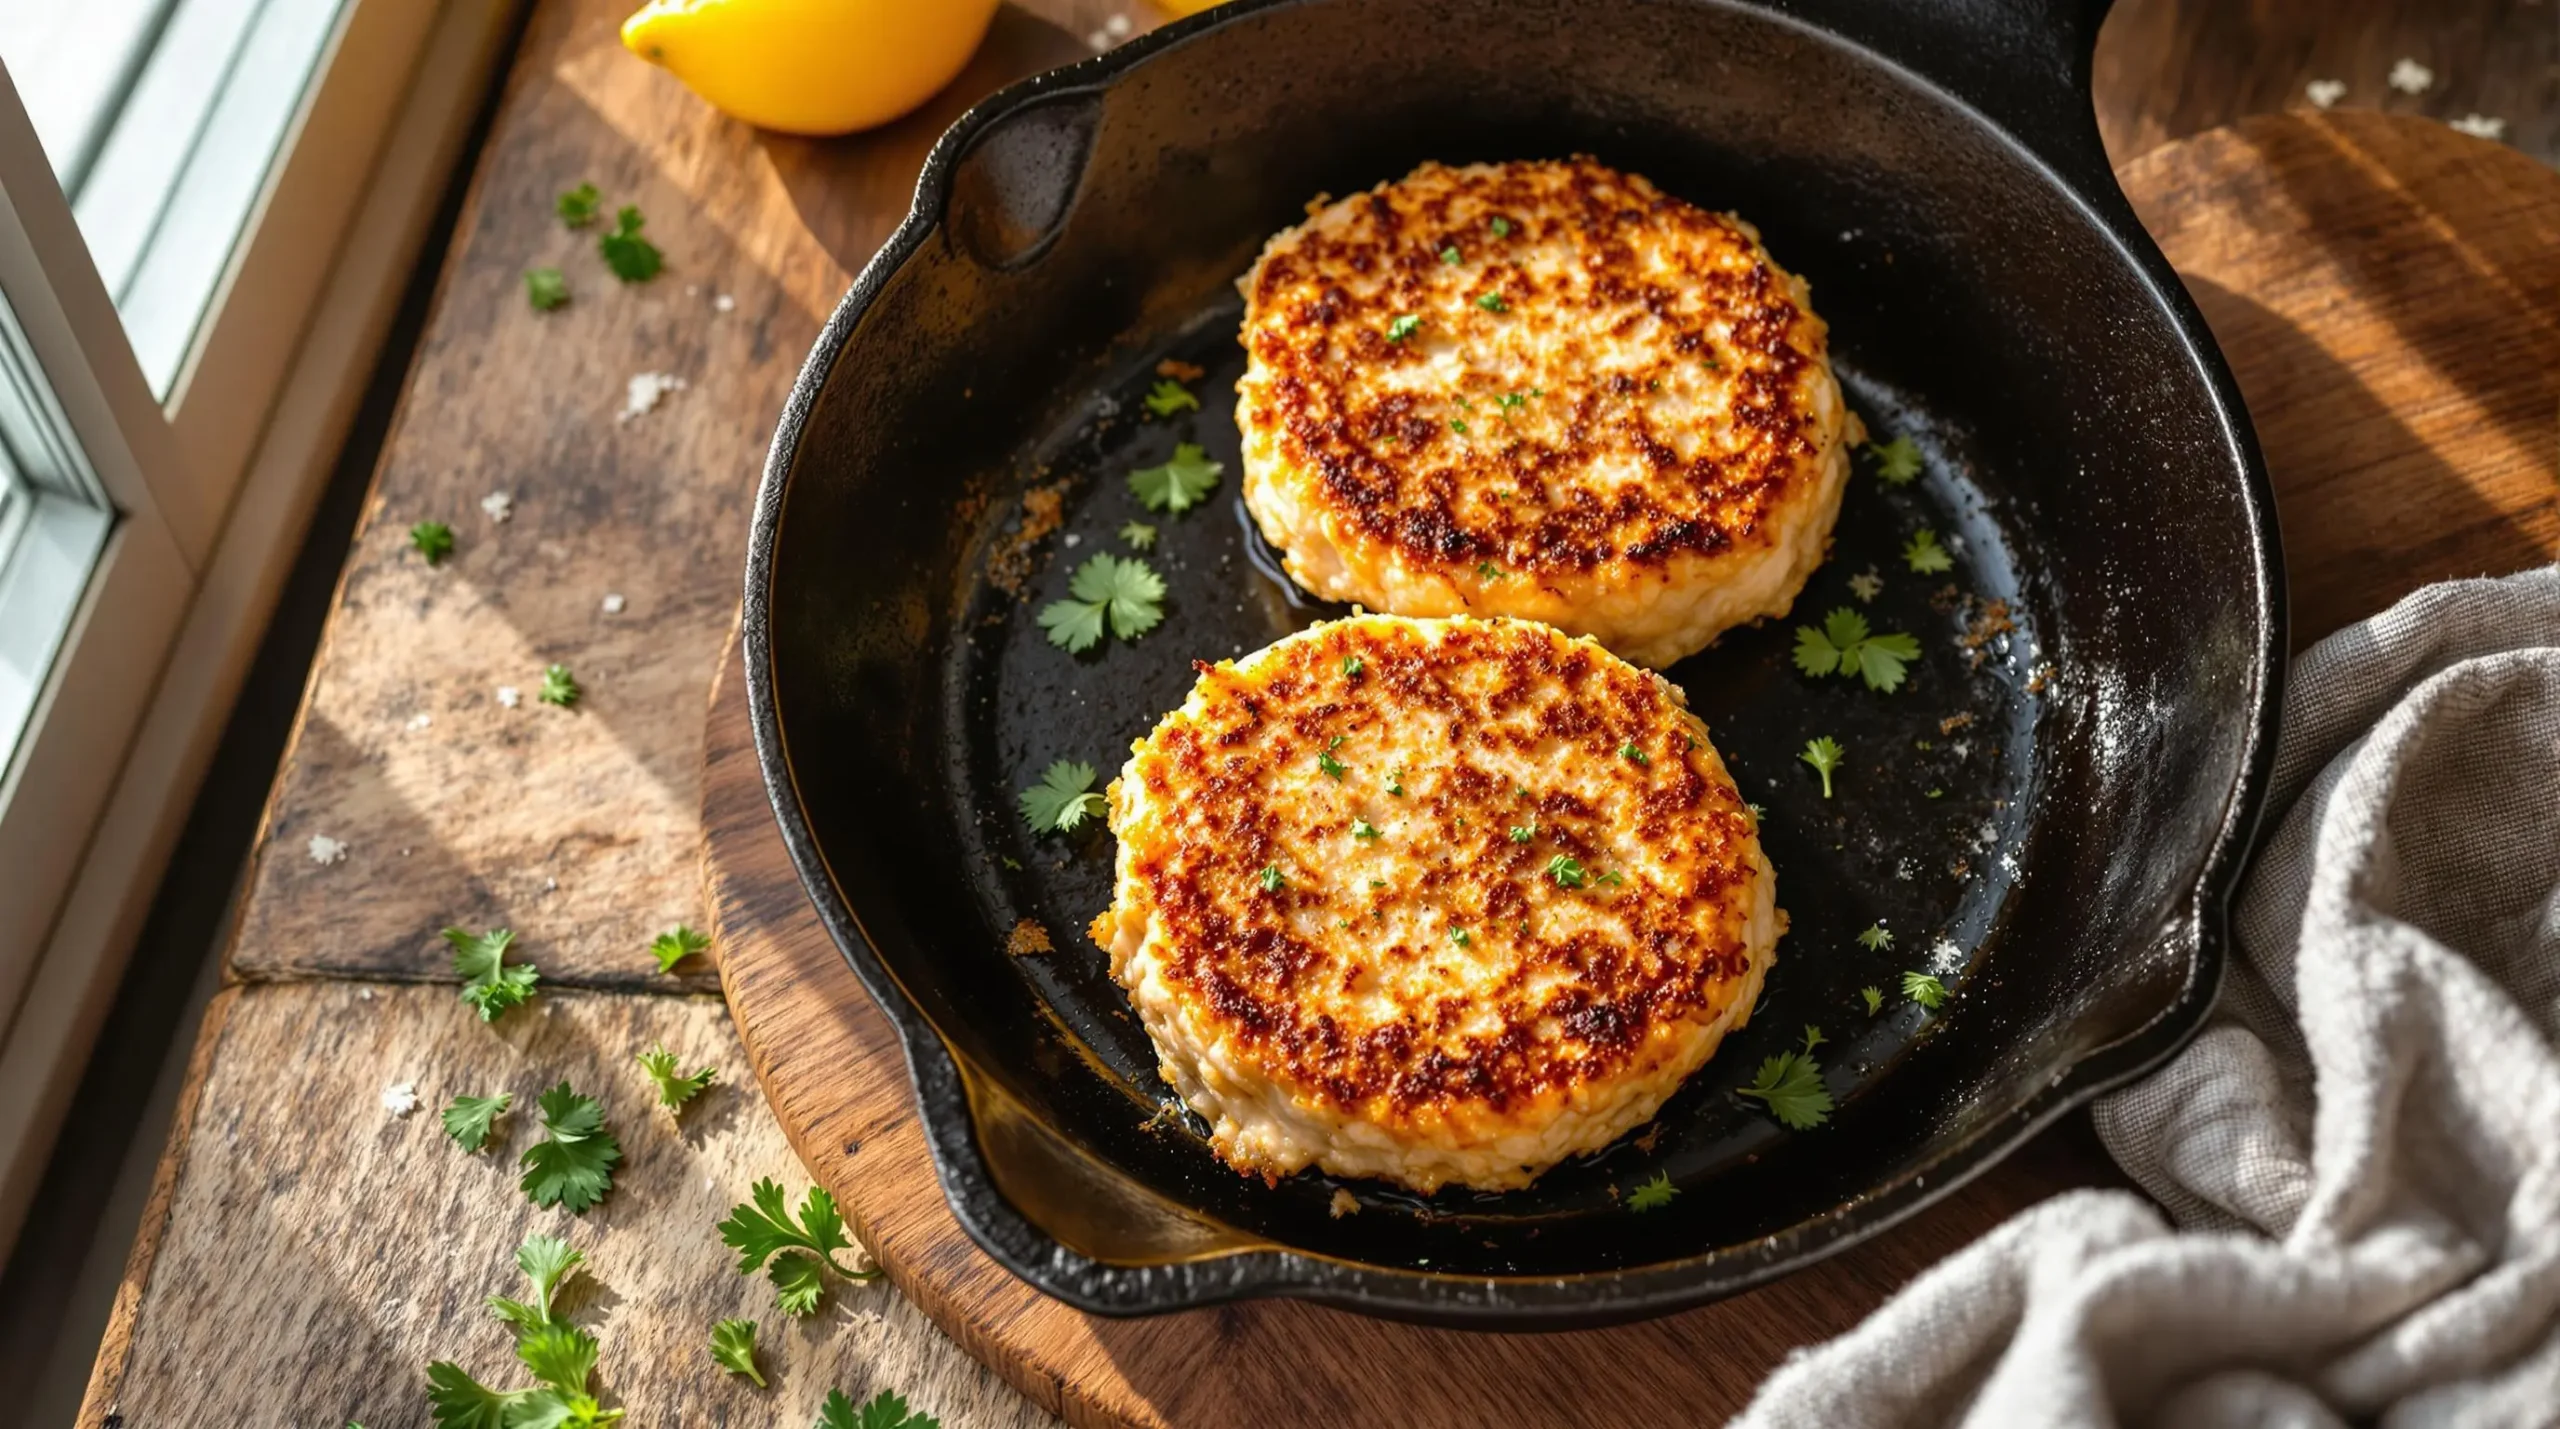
745, 0, 2283, 1327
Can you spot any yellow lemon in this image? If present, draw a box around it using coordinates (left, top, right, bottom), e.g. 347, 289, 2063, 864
621, 0, 1000, 136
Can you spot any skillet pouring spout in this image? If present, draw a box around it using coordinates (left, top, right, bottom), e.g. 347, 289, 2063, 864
744, 0, 2281, 1326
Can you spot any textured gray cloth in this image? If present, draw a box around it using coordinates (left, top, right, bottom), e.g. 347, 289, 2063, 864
1738, 567, 2560, 1429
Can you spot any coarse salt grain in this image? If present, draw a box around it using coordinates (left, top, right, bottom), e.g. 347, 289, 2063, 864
2387, 58, 2433, 94
2450, 113, 2508, 140
601, 593, 626, 614
382, 1082, 419, 1117
481, 491, 513, 523
406, 713, 432, 731
713, 293, 735, 313
2305, 79, 2346, 109
618, 371, 687, 423
496, 685, 522, 708
308, 834, 348, 865
1105, 13, 1131, 35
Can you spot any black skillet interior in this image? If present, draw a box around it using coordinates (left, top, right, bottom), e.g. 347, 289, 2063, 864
748, 0, 2280, 1325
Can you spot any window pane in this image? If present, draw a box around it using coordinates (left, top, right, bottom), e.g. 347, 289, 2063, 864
0, 269, 116, 778
0, 0, 352, 396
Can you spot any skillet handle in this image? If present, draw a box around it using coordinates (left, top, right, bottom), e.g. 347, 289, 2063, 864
1785, 0, 2117, 193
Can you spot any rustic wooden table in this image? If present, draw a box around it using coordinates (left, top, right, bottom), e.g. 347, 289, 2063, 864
72, 2, 2560, 1425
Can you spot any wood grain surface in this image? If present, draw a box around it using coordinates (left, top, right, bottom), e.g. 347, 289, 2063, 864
78, 982, 1051, 1429
78, 0, 2560, 1425
699, 109, 2560, 1429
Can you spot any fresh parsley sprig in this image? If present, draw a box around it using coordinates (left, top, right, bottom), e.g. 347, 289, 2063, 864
428, 1234, 624, 1429
1794, 608, 1922, 693
443, 1092, 512, 1153
1869, 434, 1922, 484
1799, 737, 1844, 799
710, 1318, 766, 1388
1019, 760, 1106, 835
1118, 519, 1157, 550
599, 205, 662, 282
539, 663, 582, 708
818, 1389, 940, 1429
637, 1045, 715, 1111
1628, 1171, 1679, 1212
411, 521, 455, 565
1735, 1025, 1834, 1130
1861, 985, 1885, 1016
1856, 923, 1893, 951
1903, 528, 1954, 574
525, 267, 569, 311
1143, 379, 1199, 417
717, 1178, 879, 1318
1038, 554, 1166, 652
520, 1082, 620, 1213
1127, 443, 1222, 514
446, 926, 537, 1022
1903, 970, 1949, 1010
555, 183, 601, 229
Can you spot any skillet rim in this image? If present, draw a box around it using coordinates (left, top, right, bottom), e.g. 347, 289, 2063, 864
741, 0, 2287, 1325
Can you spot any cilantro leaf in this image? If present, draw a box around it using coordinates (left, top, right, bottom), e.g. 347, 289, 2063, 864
1038, 554, 1166, 651
555, 183, 601, 229
525, 267, 568, 311
711, 1318, 766, 1387
516, 1322, 599, 1395
1143, 380, 1198, 417
1862, 985, 1885, 1015
820, 1388, 940, 1429
519, 1082, 620, 1213
770, 1252, 827, 1317
539, 663, 581, 708
412, 520, 455, 564
599, 206, 661, 282
1126, 443, 1223, 514
1628, 1171, 1679, 1211
1870, 434, 1922, 484
1903, 970, 1949, 1010
1793, 607, 1921, 693
638, 1044, 715, 1111
487, 1234, 583, 1335
446, 927, 538, 1022
650, 924, 709, 973
1735, 1028, 1834, 1129
1856, 923, 1893, 951
1118, 519, 1157, 549
718, 1178, 874, 1285
1019, 760, 1106, 834
426, 1361, 517, 1429
443, 1092, 512, 1152
1903, 528, 1954, 574
1619, 740, 1650, 767
1546, 854, 1587, 889
1799, 737, 1843, 798
507, 1389, 622, 1429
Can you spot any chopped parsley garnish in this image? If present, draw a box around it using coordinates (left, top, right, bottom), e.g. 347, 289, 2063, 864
1476, 292, 1509, 313
446, 926, 537, 1022
1143, 379, 1199, 417
1386, 313, 1421, 342
650, 925, 710, 973
1903, 971, 1949, 1010
1019, 760, 1106, 834
555, 182, 601, 228
818, 1389, 939, 1429
1870, 434, 1923, 484
1628, 1172, 1679, 1211
1386, 766, 1406, 796
1903, 528, 1954, 574
1440, 245, 1461, 264
709, 1318, 765, 1388
1862, 985, 1885, 1015
1856, 923, 1893, 951
1794, 607, 1922, 693
1351, 818, 1381, 841
1340, 654, 1364, 677
520, 1082, 620, 1213
1127, 442, 1223, 513
1318, 749, 1347, 779
1546, 854, 1587, 889
1259, 864, 1286, 892
410, 520, 454, 565
1489, 216, 1512, 237
1119, 519, 1157, 549
1496, 391, 1527, 411
1449, 925, 1471, 947
1475, 560, 1504, 579
525, 267, 568, 311
1038, 554, 1166, 652
1595, 868, 1625, 886
1735, 1026, 1834, 1130
442, 1092, 511, 1152
718, 1178, 878, 1317
487, 1232, 582, 1337
637, 1045, 715, 1110
1848, 571, 1883, 602
1451, 418, 1470, 434
1799, 737, 1844, 798
599, 205, 662, 282
1926, 787, 1944, 799
1508, 822, 1535, 844
539, 663, 582, 708
1620, 740, 1650, 766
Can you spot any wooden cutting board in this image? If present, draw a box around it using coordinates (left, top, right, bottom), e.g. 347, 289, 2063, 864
701, 112, 2560, 1428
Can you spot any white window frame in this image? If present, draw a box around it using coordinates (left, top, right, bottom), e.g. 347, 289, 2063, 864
0, 0, 519, 1251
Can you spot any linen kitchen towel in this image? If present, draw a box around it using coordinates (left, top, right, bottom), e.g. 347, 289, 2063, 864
1738, 566, 2560, 1429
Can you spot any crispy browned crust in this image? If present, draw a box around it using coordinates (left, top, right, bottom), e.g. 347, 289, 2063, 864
1109, 617, 1764, 1126
1240, 156, 1831, 577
